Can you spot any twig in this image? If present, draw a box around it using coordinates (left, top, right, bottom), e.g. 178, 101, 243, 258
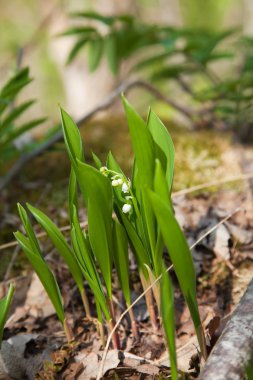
96, 207, 241, 380
0, 221, 88, 252
172, 173, 253, 197
0, 79, 194, 192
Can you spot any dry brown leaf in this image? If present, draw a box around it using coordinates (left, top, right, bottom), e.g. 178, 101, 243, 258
76, 350, 120, 380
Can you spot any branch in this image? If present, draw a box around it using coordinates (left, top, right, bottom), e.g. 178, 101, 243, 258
0, 79, 194, 192
199, 278, 253, 380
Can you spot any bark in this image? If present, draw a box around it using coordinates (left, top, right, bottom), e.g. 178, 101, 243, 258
199, 278, 253, 380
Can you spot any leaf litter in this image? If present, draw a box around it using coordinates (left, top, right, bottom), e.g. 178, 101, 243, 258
0, 125, 253, 379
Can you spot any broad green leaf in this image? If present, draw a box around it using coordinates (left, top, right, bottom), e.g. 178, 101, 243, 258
0, 68, 31, 115
60, 107, 84, 168
161, 266, 178, 380
0, 118, 46, 148
153, 159, 173, 210
91, 151, 102, 169
122, 96, 155, 192
68, 168, 78, 226
71, 222, 110, 321
71, 205, 98, 281
0, 284, 14, 344
112, 220, 130, 305
106, 152, 150, 269
141, 187, 156, 260
148, 189, 206, 356
70, 12, 115, 26
76, 160, 113, 297
141, 190, 157, 272
27, 203, 84, 294
66, 38, 89, 64
135, 51, 174, 71
14, 231, 65, 323
147, 110, 175, 193
105, 33, 119, 74
17, 203, 41, 254
60, 26, 96, 36
118, 212, 150, 275
88, 37, 104, 72
0, 100, 35, 133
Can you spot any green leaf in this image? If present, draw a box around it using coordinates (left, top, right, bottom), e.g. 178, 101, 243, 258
105, 33, 119, 74
135, 51, 175, 71
14, 231, 65, 324
0, 118, 46, 148
153, 159, 173, 211
148, 187, 206, 355
88, 37, 104, 72
147, 110, 175, 193
122, 96, 155, 192
75, 160, 113, 297
0, 284, 14, 344
68, 168, 78, 226
70, 12, 115, 26
17, 203, 41, 254
106, 151, 150, 270
91, 151, 102, 169
60, 26, 97, 36
112, 220, 130, 305
141, 190, 157, 272
26, 203, 84, 294
0, 100, 35, 133
66, 38, 89, 64
0, 68, 31, 115
70, 212, 110, 321
161, 266, 178, 380
60, 107, 84, 168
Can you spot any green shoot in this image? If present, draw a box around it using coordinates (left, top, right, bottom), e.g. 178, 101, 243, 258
14, 204, 73, 342
161, 266, 178, 380
0, 284, 14, 345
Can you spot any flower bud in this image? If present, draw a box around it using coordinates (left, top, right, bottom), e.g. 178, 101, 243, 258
100, 166, 107, 173
112, 179, 119, 186
122, 182, 129, 193
122, 203, 132, 214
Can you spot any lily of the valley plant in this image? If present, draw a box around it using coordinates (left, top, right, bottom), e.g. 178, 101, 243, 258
15, 97, 207, 379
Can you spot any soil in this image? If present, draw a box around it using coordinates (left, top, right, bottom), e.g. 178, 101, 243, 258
0, 116, 252, 379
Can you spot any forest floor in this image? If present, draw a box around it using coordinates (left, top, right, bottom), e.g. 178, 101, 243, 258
0, 117, 253, 379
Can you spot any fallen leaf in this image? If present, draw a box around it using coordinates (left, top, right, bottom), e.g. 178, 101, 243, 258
76, 349, 120, 380
136, 363, 159, 375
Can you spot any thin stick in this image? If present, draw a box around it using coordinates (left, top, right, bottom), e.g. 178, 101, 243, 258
96, 207, 241, 380
0, 221, 88, 252
172, 173, 253, 198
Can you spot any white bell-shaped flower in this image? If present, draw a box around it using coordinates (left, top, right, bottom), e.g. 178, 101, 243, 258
122, 182, 129, 193
122, 203, 132, 214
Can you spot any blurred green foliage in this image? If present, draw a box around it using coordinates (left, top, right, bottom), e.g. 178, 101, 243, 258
0, 67, 46, 173
62, 11, 253, 138
179, 0, 235, 31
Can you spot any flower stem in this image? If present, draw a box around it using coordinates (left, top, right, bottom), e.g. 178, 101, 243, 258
81, 287, 91, 318
63, 318, 74, 344
140, 272, 158, 330
128, 307, 139, 339
109, 318, 120, 349
107, 298, 120, 349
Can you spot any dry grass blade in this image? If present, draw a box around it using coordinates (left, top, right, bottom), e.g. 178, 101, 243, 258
96, 206, 241, 380
172, 173, 253, 197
